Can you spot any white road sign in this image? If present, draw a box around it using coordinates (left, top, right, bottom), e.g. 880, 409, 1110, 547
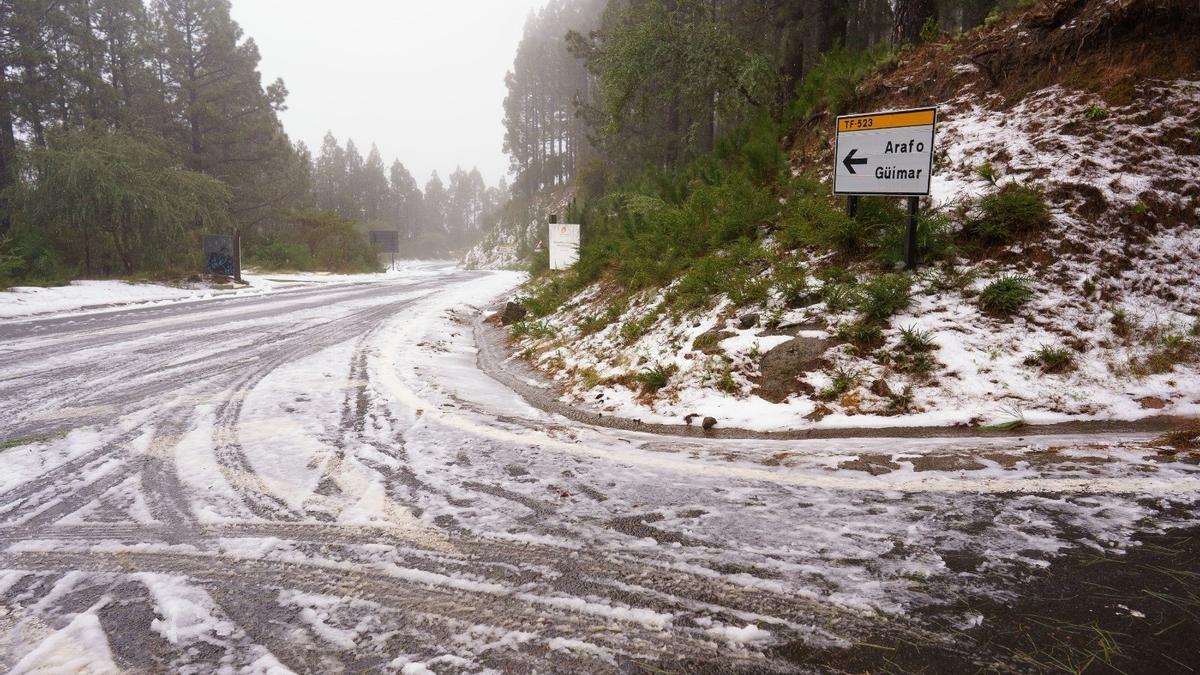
833, 107, 937, 196
548, 223, 580, 271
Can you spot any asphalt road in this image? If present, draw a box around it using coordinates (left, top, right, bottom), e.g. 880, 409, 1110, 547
0, 265, 1197, 673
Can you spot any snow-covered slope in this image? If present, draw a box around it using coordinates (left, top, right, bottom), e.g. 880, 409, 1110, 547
498, 7, 1199, 432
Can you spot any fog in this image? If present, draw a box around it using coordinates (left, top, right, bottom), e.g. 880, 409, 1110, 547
230, 0, 550, 186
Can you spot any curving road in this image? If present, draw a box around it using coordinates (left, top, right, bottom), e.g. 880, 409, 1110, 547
0, 263, 1197, 673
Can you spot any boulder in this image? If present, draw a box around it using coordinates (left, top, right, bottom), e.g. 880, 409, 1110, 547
692, 330, 735, 355
870, 379, 893, 398
500, 301, 528, 325
738, 313, 760, 330
752, 336, 831, 404
702, 416, 718, 430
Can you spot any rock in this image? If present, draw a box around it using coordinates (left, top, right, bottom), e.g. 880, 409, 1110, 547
500, 301, 528, 325
702, 417, 718, 431
870, 379, 892, 398
1137, 396, 1168, 410
751, 337, 832, 404
738, 313, 760, 329
692, 330, 735, 355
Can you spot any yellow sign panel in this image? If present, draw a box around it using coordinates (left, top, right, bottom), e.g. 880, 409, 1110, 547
837, 109, 937, 134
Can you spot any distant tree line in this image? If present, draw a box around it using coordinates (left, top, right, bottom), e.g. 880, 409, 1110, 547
308, 133, 506, 258
0, 0, 503, 285
500, 0, 1007, 202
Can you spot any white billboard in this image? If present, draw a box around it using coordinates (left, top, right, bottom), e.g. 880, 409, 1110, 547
548, 223, 580, 271
833, 107, 937, 196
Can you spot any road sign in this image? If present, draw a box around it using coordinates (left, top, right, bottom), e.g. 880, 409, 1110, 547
833, 107, 937, 196
369, 230, 400, 254
549, 223, 580, 271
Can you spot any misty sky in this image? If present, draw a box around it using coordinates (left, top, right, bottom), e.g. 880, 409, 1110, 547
229, 0, 549, 188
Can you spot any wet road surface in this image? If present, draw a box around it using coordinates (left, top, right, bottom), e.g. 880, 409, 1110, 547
0, 264, 1197, 673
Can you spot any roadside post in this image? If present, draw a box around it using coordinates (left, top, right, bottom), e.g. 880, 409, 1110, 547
233, 229, 242, 283
833, 106, 937, 271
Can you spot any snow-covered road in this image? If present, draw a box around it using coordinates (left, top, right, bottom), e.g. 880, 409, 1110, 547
1, 264, 1197, 673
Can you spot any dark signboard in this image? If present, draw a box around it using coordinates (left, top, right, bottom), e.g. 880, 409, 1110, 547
203, 235, 237, 276
369, 230, 400, 254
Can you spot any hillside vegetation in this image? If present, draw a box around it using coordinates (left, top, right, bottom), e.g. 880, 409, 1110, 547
493, 0, 1200, 430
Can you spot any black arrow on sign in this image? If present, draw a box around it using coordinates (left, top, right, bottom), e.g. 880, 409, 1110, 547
843, 148, 868, 174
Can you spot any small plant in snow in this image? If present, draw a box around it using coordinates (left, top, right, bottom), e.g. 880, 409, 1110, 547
1025, 344, 1075, 374
580, 367, 601, 389
983, 403, 1026, 431
1110, 307, 1130, 338
716, 364, 738, 394
975, 161, 1001, 186
511, 320, 554, 339
1084, 104, 1109, 121
820, 365, 863, 401
637, 363, 678, 394
979, 275, 1035, 315
899, 325, 937, 352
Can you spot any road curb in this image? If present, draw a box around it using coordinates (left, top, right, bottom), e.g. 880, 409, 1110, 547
473, 307, 1197, 441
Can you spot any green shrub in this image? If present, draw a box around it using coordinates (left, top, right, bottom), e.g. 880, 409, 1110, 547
511, 320, 554, 339
637, 363, 678, 394
779, 194, 859, 251
878, 210, 956, 266
965, 184, 1051, 244
716, 364, 738, 393
821, 282, 861, 313
247, 238, 313, 270
1085, 104, 1109, 121
246, 211, 381, 274
792, 44, 895, 120
580, 367, 602, 389
858, 273, 913, 323
837, 320, 884, 347
774, 261, 810, 307
979, 275, 1035, 315
0, 236, 27, 286
1025, 344, 1075, 373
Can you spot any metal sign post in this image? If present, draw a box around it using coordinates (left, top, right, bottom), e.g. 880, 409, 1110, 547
833, 106, 937, 271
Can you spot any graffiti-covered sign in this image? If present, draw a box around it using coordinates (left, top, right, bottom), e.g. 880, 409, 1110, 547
369, 230, 400, 254
203, 235, 237, 276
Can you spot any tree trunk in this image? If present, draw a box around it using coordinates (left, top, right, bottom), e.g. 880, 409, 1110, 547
0, 73, 14, 235
892, 0, 937, 44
